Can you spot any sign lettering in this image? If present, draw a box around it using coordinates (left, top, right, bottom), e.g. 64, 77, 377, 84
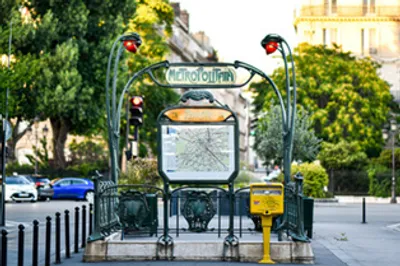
166, 67, 236, 85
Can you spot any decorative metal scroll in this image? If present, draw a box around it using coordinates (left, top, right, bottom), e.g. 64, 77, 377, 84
180, 90, 214, 103
118, 190, 150, 232
181, 191, 216, 232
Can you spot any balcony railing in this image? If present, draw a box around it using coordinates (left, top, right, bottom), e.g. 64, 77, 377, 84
297, 5, 400, 17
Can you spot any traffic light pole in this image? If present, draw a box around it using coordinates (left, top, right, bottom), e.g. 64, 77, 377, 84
1, 22, 12, 226
1, 119, 6, 226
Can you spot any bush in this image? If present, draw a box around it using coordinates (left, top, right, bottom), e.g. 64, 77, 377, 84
119, 158, 161, 186
367, 163, 400, 197
278, 163, 329, 198
331, 170, 369, 195
234, 170, 261, 188
66, 161, 108, 177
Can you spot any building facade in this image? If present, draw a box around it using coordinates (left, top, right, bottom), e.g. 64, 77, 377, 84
294, 0, 400, 101
169, 3, 250, 162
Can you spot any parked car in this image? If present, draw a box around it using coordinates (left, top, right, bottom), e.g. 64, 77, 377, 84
51, 178, 94, 203
4, 176, 38, 202
23, 175, 54, 201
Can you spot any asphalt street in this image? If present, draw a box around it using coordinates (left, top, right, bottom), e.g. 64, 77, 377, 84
1, 200, 89, 266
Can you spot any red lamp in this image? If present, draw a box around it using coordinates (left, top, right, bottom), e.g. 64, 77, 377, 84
265, 41, 279, 55
123, 40, 138, 53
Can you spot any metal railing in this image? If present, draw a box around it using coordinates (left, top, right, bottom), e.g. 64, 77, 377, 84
91, 179, 309, 243
297, 5, 400, 17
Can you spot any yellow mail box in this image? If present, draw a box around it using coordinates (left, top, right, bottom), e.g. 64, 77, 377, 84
250, 183, 284, 216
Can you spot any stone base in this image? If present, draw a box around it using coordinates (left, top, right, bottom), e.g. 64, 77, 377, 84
84, 232, 314, 264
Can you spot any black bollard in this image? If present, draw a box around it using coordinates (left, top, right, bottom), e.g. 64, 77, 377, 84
55, 212, 61, 264
1, 230, 7, 266
362, 197, 366, 224
74, 207, 79, 253
32, 220, 39, 266
45, 216, 51, 266
18, 224, 25, 266
65, 210, 71, 258
89, 203, 93, 235
81, 205, 86, 248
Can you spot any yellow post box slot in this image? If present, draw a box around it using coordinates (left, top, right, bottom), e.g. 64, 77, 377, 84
250, 183, 284, 264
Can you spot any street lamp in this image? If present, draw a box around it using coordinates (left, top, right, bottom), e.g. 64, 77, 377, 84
27, 119, 49, 175
260, 34, 297, 185
383, 119, 398, 204
105, 32, 141, 183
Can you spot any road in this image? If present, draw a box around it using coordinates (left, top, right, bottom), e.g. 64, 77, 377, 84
2, 201, 400, 266
313, 203, 400, 266
1, 200, 89, 266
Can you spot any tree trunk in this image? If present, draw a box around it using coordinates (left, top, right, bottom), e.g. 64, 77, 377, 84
50, 118, 71, 169
7, 117, 33, 162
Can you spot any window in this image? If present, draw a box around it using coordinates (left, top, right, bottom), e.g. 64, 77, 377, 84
330, 29, 338, 45
363, 0, 368, 15
323, 29, 327, 46
331, 0, 337, 14
58, 180, 71, 187
324, 0, 337, 15
324, 0, 329, 15
369, 28, 377, 54
72, 179, 86, 185
361, 29, 365, 55
364, 0, 376, 15
370, 0, 376, 14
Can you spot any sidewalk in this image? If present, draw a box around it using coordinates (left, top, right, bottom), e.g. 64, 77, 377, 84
58, 240, 346, 266
312, 203, 400, 266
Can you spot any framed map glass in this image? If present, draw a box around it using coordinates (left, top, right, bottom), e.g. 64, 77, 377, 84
160, 124, 236, 183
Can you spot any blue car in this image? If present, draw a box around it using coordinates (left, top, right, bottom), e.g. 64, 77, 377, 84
51, 178, 94, 202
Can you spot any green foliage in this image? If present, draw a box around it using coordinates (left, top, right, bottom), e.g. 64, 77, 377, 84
279, 163, 329, 198
119, 158, 161, 186
123, 0, 179, 156
68, 138, 108, 165
318, 141, 368, 170
25, 137, 49, 169
254, 105, 321, 166
251, 43, 392, 157
331, 170, 369, 195
367, 148, 400, 197
66, 138, 108, 176
66, 162, 106, 177
372, 148, 400, 168
5, 162, 34, 176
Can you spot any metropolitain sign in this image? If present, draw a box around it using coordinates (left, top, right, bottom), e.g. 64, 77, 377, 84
166, 66, 237, 85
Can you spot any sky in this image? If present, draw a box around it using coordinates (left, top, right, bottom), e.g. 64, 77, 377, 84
176, 0, 299, 74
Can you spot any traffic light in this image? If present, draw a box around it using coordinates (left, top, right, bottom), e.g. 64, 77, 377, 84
129, 96, 143, 127
250, 117, 258, 136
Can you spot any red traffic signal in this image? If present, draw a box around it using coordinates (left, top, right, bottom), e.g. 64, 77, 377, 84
130, 96, 143, 106
123, 40, 138, 53
130, 96, 143, 126
265, 41, 279, 55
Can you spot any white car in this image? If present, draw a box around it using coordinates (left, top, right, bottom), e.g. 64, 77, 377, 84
5, 176, 38, 202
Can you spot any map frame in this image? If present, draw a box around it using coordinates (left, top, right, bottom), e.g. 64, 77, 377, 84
157, 105, 239, 185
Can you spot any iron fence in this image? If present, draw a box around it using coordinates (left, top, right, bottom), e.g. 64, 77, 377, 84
92, 178, 309, 242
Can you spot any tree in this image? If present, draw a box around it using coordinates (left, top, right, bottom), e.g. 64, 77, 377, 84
254, 105, 321, 167
123, 0, 179, 156
251, 43, 392, 157
318, 140, 368, 192
0, 9, 42, 161
1, 1, 139, 168
1, 1, 179, 168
